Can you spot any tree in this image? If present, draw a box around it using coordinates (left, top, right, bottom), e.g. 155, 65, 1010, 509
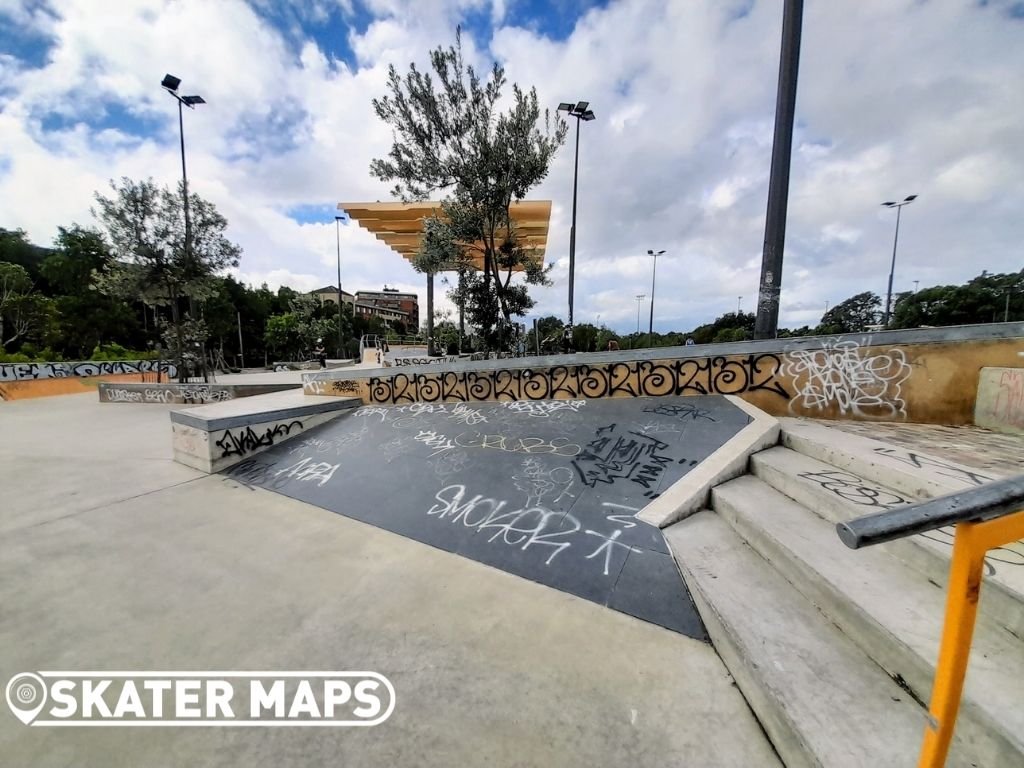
92, 177, 241, 377
39, 226, 143, 358
0, 262, 36, 348
264, 293, 337, 361
816, 292, 880, 334
370, 28, 566, 350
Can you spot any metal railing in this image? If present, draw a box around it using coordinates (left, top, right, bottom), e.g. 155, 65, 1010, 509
838, 474, 1024, 768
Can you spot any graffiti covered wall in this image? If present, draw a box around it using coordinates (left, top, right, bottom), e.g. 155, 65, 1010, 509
302, 326, 1024, 425
0, 359, 176, 381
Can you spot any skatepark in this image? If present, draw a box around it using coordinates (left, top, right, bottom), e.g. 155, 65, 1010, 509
2, 323, 1023, 766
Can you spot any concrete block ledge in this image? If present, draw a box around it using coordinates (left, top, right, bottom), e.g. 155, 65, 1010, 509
638, 395, 780, 528
169, 389, 359, 473
99, 381, 299, 404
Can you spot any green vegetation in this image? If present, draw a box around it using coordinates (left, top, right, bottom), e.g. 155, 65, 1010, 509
371, 28, 566, 352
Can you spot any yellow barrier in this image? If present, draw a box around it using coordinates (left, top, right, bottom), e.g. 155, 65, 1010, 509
918, 509, 1024, 767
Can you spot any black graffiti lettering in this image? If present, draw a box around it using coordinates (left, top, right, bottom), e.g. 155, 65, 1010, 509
215, 420, 304, 458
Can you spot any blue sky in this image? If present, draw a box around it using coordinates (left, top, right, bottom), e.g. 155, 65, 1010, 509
1, 0, 1023, 333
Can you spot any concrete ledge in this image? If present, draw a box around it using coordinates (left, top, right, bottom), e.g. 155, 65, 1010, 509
170, 389, 359, 432
169, 389, 359, 473
272, 359, 354, 372
637, 395, 780, 528
99, 382, 299, 404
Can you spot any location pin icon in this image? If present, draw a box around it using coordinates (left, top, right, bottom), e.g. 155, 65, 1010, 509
5, 673, 47, 725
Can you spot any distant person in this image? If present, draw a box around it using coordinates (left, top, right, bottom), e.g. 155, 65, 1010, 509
685, 337, 695, 346
562, 326, 574, 354
606, 339, 620, 351
314, 339, 327, 368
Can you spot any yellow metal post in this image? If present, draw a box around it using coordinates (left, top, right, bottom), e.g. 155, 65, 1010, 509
917, 509, 1024, 768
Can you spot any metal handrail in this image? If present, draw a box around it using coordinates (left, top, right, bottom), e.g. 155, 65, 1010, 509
835, 472, 1024, 768
837, 474, 1024, 549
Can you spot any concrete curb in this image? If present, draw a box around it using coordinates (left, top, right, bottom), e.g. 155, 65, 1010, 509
637, 395, 779, 528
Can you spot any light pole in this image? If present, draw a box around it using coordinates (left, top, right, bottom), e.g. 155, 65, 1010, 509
557, 100, 596, 328
161, 74, 205, 380
881, 194, 918, 326
635, 294, 646, 337
335, 215, 346, 359
647, 249, 665, 347
161, 74, 204, 276
738, 296, 743, 314
913, 280, 920, 293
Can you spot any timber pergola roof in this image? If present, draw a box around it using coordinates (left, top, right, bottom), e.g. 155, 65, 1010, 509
338, 200, 551, 272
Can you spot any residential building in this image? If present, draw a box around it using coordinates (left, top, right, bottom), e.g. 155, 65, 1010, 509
355, 287, 419, 330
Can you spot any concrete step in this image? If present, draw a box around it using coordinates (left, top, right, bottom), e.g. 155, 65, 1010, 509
665, 511, 928, 768
750, 445, 1024, 639
713, 475, 1024, 767
779, 418, 1008, 499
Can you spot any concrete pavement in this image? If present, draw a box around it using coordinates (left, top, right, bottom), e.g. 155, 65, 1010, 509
0, 393, 779, 767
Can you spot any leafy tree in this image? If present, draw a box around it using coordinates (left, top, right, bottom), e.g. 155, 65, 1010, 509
816, 292, 880, 334
263, 293, 337, 361
370, 29, 566, 350
39, 226, 143, 358
0, 262, 36, 348
0, 228, 50, 282
689, 311, 756, 345
92, 177, 241, 377
891, 270, 1024, 328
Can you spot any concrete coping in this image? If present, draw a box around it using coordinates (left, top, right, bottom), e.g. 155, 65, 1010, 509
303, 321, 1024, 384
170, 389, 360, 432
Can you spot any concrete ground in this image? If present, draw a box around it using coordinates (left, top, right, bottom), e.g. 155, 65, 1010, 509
0, 393, 779, 767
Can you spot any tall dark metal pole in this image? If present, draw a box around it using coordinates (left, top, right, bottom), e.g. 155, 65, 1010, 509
178, 98, 191, 273
568, 117, 580, 327
336, 216, 344, 359
754, 0, 804, 339
648, 252, 657, 347
884, 204, 902, 327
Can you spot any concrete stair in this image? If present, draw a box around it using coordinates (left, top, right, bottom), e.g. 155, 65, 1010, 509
665, 420, 1024, 768
751, 443, 1024, 639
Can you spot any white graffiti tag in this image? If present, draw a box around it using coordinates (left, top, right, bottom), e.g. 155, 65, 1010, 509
500, 400, 586, 418
273, 457, 339, 487
784, 339, 912, 418
512, 458, 576, 507
414, 429, 458, 456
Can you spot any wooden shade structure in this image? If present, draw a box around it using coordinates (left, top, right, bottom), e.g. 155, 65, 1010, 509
338, 201, 551, 272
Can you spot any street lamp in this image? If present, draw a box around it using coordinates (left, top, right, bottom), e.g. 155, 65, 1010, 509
647, 249, 665, 347
161, 75, 204, 271
162, 74, 205, 380
557, 100, 596, 328
635, 293, 646, 336
738, 296, 743, 314
335, 215, 346, 359
881, 194, 918, 326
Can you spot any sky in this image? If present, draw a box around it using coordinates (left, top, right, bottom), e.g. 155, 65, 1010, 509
1, 0, 1022, 334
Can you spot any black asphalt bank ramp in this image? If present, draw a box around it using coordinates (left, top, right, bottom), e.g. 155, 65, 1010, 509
223, 396, 751, 638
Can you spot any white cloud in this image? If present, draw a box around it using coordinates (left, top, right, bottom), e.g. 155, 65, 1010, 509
0, 0, 1022, 335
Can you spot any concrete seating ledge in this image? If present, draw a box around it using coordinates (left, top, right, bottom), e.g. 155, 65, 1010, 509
170, 389, 360, 473
99, 381, 299, 404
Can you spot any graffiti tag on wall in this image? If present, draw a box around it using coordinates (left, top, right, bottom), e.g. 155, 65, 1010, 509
352, 354, 788, 405
784, 339, 912, 418
0, 359, 177, 381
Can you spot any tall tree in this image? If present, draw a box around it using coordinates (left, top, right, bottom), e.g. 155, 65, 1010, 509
92, 177, 241, 376
370, 29, 566, 349
816, 291, 881, 334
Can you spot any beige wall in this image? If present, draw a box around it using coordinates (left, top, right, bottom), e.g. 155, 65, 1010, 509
307, 334, 1024, 425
